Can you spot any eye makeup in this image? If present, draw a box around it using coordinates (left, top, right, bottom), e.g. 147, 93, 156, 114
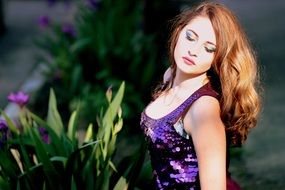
185, 29, 216, 53
186, 29, 197, 42
204, 44, 216, 53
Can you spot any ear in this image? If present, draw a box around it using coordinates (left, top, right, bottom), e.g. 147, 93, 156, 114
163, 67, 172, 83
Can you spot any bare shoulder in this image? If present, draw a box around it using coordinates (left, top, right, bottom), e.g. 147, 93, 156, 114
191, 95, 220, 120
184, 95, 224, 136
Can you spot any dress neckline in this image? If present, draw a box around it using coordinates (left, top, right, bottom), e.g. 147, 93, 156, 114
143, 82, 209, 121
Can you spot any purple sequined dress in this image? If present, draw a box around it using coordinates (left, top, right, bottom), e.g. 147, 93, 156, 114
140, 83, 220, 190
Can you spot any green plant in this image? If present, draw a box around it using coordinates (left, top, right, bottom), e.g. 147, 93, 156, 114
35, 0, 160, 126
0, 82, 148, 190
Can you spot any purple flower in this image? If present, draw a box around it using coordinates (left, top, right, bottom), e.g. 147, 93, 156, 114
7, 91, 30, 107
38, 127, 51, 144
62, 23, 76, 37
38, 15, 50, 29
0, 119, 10, 149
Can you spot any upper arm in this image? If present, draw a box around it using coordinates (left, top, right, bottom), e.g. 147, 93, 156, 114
184, 96, 226, 190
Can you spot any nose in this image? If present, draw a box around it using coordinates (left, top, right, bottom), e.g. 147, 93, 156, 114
188, 44, 201, 57
188, 50, 197, 57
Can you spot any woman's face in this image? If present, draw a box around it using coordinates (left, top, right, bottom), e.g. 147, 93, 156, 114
174, 16, 216, 78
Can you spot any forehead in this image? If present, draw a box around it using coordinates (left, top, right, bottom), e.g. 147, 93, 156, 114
183, 16, 216, 43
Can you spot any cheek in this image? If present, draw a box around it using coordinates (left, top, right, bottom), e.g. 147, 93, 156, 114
174, 36, 186, 55
199, 53, 214, 67
174, 43, 180, 61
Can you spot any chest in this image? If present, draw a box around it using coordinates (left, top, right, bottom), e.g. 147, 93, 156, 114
145, 92, 192, 120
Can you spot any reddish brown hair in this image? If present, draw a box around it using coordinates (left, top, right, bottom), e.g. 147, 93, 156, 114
156, 2, 261, 146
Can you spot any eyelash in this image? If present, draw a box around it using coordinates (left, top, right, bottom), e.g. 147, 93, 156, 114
205, 47, 216, 53
186, 31, 195, 42
185, 31, 216, 54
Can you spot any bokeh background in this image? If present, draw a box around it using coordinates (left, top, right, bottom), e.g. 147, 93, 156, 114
0, 0, 284, 189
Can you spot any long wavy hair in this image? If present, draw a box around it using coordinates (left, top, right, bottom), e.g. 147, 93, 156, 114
154, 2, 261, 146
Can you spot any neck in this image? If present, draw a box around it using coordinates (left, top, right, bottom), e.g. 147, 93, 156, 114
172, 71, 208, 90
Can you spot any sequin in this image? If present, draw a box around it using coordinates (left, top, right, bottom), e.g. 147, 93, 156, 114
141, 83, 219, 189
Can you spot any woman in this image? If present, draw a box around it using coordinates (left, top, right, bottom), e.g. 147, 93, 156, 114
140, 2, 261, 190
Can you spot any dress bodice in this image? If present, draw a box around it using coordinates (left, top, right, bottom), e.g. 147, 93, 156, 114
140, 83, 219, 190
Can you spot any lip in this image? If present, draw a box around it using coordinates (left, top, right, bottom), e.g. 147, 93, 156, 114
182, 56, 196, 65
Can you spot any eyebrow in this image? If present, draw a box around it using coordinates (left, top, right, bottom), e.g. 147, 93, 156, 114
188, 29, 216, 47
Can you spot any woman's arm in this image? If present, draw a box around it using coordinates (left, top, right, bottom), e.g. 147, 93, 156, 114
184, 96, 226, 190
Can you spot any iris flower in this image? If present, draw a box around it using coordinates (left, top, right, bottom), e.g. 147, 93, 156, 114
62, 23, 76, 37
0, 119, 10, 149
38, 15, 50, 29
7, 91, 30, 107
38, 127, 51, 144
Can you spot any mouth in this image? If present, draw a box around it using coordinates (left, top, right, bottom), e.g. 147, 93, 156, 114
182, 56, 196, 65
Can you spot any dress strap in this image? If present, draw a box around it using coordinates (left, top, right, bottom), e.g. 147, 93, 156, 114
172, 82, 219, 123
181, 82, 218, 112
171, 82, 220, 138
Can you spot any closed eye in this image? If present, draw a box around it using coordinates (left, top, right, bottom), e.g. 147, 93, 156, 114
205, 46, 216, 53
186, 30, 196, 42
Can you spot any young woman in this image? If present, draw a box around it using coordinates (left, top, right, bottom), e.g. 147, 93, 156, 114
140, 2, 261, 190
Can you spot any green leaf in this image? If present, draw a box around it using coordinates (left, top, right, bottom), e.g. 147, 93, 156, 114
97, 82, 125, 142
18, 139, 33, 171
0, 150, 21, 179
27, 126, 59, 189
108, 160, 118, 173
67, 111, 78, 142
29, 112, 67, 157
69, 38, 92, 53
50, 156, 68, 164
71, 175, 77, 190
0, 175, 10, 190
47, 89, 64, 138
113, 117, 123, 135
79, 140, 100, 150
113, 176, 128, 190
1, 110, 19, 135
64, 140, 100, 189
70, 65, 82, 94
105, 86, 112, 103
104, 82, 125, 126
84, 123, 93, 142
16, 181, 20, 190
19, 156, 67, 177
101, 169, 110, 190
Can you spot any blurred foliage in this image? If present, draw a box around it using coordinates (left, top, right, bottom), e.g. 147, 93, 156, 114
31, 0, 163, 188
0, 83, 151, 190
35, 0, 160, 128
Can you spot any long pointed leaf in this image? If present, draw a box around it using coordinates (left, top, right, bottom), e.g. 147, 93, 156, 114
27, 127, 59, 189
71, 175, 77, 190
67, 111, 78, 142
84, 123, 93, 142
98, 82, 125, 160
113, 176, 128, 190
1, 110, 19, 135
47, 89, 64, 137
97, 82, 125, 140
103, 82, 125, 128
0, 150, 21, 178
29, 112, 67, 156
